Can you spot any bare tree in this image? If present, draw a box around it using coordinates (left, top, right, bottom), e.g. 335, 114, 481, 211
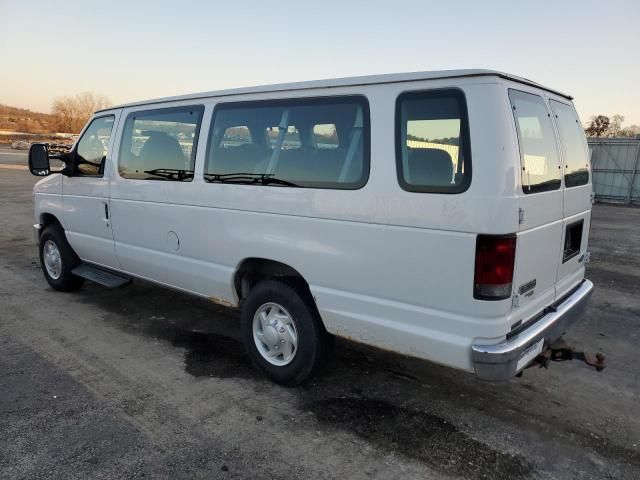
585, 115, 610, 137
52, 92, 112, 133
621, 125, 640, 138
608, 114, 625, 137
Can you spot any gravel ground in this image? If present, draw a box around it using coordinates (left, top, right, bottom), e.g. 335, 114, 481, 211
0, 167, 639, 479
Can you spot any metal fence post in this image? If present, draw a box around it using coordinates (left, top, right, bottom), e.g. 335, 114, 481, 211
628, 143, 640, 205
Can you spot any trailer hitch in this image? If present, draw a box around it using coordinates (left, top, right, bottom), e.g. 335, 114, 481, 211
533, 338, 606, 372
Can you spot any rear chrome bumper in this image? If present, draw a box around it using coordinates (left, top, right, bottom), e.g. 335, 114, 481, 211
471, 279, 594, 381
33, 223, 42, 245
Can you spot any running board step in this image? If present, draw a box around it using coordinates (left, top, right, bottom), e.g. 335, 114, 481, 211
72, 263, 132, 288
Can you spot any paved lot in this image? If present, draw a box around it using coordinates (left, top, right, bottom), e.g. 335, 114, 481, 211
0, 168, 639, 479
0, 145, 28, 167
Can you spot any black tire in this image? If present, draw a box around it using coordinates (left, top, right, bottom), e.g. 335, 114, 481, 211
38, 224, 84, 292
241, 279, 332, 386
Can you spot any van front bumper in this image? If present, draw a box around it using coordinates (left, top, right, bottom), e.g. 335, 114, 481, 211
471, 279, 594, 381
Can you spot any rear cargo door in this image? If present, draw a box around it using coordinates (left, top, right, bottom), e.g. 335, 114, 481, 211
509, 89, 564, 311
549, 100, 592, 298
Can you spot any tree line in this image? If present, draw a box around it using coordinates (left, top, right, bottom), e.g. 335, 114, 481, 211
0, 92, 112, 134
584, 114, 640, 138
51, 92, 112, 133
0, 104, 55, 133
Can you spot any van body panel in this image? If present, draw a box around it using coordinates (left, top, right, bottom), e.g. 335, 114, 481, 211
33, 175, 64, 225
504, 84, 565, 316
555, 210, 591, 300
63, 109, 122, 269
33, 71, 593, 379
550, 99, 593, 300
564, 185, 592, 217
512, 194, 565, 316
109, 198, 516, 371
502, 81, 591, 321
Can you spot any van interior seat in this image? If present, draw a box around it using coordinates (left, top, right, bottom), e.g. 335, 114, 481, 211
407, 147, 454, 186
274, 148, 349, 183
138, 132, 186, 171
210, 144, 271, 174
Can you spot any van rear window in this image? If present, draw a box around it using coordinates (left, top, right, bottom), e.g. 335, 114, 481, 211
549, 100, 590, 187
396, 89, 471, 193
509, 90, 561, 194
205, 96, 369, 189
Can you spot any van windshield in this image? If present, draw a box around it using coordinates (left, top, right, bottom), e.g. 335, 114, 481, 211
509, 90, 561, 194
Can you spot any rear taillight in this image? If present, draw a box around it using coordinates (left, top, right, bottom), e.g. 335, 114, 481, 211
474, 235, 517, 300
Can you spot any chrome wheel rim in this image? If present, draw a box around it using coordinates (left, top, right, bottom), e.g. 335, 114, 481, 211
43, 240, 62, 280
253, 302, 298, 366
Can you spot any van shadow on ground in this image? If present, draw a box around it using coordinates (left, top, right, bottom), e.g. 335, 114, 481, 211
66, 276, 640, 479
74, 279, 538, 479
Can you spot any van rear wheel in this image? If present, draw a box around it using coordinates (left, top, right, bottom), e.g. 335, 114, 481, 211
241, 279, 331, 386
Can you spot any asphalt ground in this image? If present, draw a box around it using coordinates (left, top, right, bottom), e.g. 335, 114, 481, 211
0, 145, 28, 167
0, 161, 639, 479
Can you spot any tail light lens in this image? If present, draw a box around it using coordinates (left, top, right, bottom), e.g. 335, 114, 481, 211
474, 235, 517, 300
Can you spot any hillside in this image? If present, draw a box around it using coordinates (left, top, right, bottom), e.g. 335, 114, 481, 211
0, 104, 56, 133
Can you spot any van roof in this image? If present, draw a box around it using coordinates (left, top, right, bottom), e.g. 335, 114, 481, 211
98, 69, 572, 112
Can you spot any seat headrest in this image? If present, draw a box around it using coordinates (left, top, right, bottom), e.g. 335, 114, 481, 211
407, 148, 454, 186
139, 132, 185, 169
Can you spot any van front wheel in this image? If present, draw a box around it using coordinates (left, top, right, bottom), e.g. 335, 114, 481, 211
241, 280, 331, 386
38, 225, 84, 292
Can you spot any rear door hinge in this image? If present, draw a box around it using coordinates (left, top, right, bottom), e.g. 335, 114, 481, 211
518, 208, 525, 225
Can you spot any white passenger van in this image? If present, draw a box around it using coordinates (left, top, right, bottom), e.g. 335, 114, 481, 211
29, 70, 594, 385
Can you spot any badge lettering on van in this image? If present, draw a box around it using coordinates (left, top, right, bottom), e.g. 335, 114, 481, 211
518, 279, 537, 295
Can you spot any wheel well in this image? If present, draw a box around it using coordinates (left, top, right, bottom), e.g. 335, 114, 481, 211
40, 213, 62, 230
39, 213, 63, 241
233, 258, 311, 304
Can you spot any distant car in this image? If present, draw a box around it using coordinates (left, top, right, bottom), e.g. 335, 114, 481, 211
11, 140, 30, 150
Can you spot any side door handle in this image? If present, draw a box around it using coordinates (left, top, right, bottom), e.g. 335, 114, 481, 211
103, 202, 110, 225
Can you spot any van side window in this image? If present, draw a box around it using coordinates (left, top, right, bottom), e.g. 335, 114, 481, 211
205, 96, 370, 189
396, 89, 471, 193
509, 90, 561, 194
118, 106, 204, 181
549, 100, 589, 187
75, 115, 115, 176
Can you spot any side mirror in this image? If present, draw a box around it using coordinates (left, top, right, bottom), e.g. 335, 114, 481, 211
28, 143, 69, 177
28, 143, 51, 176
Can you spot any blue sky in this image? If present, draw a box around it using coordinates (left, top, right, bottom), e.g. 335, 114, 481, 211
1, 0, 638, 124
